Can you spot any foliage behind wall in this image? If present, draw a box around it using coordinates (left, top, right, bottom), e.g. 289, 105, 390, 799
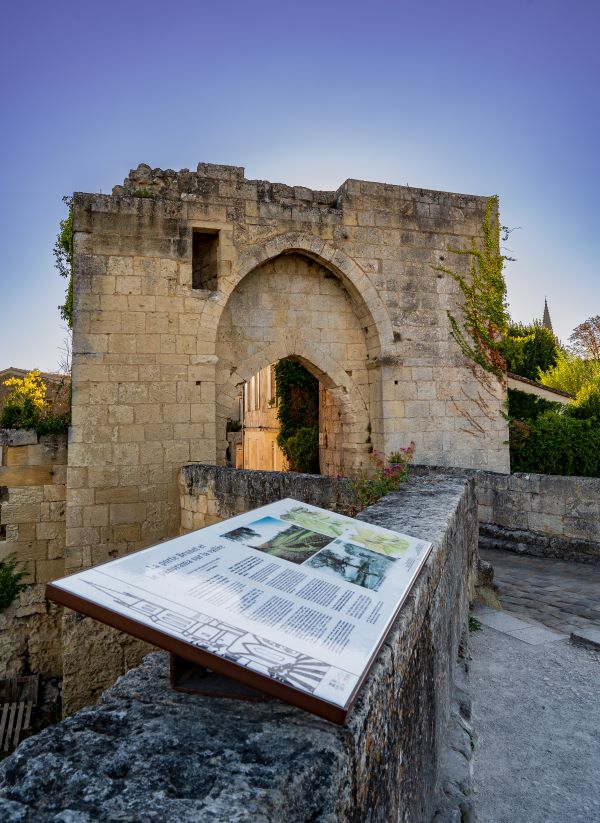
274, 359, 320, 473
0, 370, 70, 434
54, 196, 74, 329
502, 321, 559, 380
509, 387, 600, 477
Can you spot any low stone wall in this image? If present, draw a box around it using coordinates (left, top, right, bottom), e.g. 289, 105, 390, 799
0, 474, 477, 822
477, 472, 600, 564
0, 430, 67, 680
179, 463, 356, 531
413, 465, 600, 564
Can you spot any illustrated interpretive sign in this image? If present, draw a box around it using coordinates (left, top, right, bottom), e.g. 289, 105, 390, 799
46, 499, 432, 724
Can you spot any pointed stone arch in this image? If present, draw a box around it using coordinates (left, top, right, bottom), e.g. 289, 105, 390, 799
214, 249, 380, 473
209, 232, 395, 356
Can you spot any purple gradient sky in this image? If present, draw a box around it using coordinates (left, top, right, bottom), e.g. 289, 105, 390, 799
1, 0, 598, 370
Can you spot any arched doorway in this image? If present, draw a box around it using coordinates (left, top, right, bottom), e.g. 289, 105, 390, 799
215, 251, 381, 475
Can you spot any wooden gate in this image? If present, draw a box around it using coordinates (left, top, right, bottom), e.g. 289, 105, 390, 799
0, 675, 39, 752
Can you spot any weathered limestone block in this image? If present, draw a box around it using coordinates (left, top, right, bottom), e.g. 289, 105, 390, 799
0, 476, 477, 822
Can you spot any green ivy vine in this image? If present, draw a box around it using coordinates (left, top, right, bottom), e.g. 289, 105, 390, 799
436, 195, 509, 380
274, 359, 320, 473
54, 195, 74, 329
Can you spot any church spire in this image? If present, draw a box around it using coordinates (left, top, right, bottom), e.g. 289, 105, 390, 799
542, 298, 553, 332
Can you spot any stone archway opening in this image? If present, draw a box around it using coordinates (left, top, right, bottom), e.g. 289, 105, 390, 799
224, 356, 352, 477
215, 251, 380, 476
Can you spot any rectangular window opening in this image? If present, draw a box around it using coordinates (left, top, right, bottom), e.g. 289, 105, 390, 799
192, 229, 219, 290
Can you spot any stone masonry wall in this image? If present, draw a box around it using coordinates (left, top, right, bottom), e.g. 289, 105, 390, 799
179, 464, 357, 533
63, 161, 508, 712
0, 475, 478, 823
0, 430, 67, 680
477, 471, 600, 564
413, 465, 600, 564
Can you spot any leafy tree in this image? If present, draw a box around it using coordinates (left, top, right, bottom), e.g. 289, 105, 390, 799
569, 315, 600, 361
501, 321, 559, 380
54, 196, 74, 329
538, 352, 600, 397
565, 382, 600, 421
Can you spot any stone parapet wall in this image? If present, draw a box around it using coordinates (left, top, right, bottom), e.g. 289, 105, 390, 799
179, 463, 357, 531
413, 465, 600, 564
0, 430, 67, 679
477, 472, 600, 564
0, 475, 478, 822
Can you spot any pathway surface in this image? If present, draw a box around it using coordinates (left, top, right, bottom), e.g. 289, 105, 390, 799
480, 547, 600, 636
470, 621, 600, 823
471, 549, 600, 822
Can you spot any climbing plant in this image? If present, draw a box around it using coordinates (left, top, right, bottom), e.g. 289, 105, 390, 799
54, 195, 74, 329
274, 359, 320, 473
0, 555, 30, 612
436, 196, 509, 380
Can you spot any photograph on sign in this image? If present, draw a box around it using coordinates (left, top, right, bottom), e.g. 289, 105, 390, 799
46, 498, 432, 723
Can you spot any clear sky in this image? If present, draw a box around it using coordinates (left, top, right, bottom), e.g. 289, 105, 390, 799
1, 0, 598, 370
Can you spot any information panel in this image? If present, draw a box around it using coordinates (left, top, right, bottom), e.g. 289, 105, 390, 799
46, 499, 432, 724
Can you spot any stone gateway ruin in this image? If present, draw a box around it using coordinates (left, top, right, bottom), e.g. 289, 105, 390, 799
57, 162, 510, 710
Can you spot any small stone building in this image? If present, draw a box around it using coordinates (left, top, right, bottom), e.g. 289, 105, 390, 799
61, 162, 508, 709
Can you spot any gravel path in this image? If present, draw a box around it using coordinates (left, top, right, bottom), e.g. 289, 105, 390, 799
470, 625, 600, 823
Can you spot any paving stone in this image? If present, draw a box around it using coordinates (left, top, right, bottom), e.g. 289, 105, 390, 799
475, 609, 533, 633
480, 548, 600, 635
507, 626, 567, 645
570, 629, 600, 650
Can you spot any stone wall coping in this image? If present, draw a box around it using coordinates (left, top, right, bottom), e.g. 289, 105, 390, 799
411, 464, 600, 489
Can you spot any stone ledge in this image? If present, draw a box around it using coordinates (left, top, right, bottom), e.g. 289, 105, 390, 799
0, 430, 38, 447
0, 476, 477, 822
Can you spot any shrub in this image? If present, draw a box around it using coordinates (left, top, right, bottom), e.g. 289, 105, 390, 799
280, 425, 320, 473
510, 411, 600, 476
507, 388, 560, 423
0, 555, 30, 612
275, 359, 320, 473
348, 444, 415, 511
0, 370, 70, 434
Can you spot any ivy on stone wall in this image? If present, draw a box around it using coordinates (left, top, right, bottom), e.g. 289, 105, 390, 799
437, 196, 509, 380
54, 195, 74, 329
274, 359, 320, 473
0, 554, 30, 612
